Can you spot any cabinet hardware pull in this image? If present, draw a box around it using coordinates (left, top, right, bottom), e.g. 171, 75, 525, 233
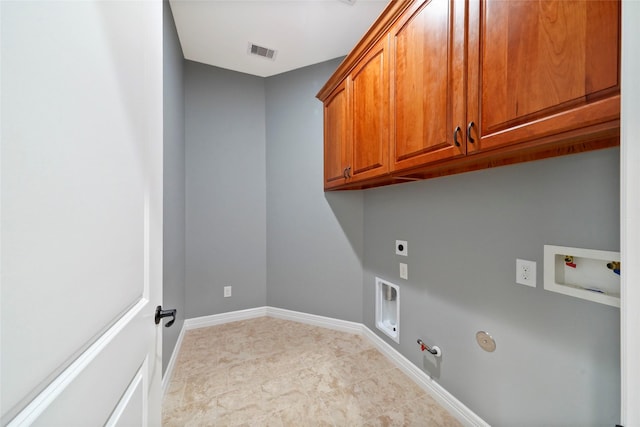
453, 126, 462, 147
346, 166, 352, 178
467, 121, 476, 144
343, 168, 348, 179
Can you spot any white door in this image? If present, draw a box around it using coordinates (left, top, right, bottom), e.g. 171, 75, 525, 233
1, 1, 163, 426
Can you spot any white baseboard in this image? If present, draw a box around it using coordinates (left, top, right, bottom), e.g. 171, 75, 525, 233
161, 321, 186, 398
162, 306, 488, 427
266, 306, 363, 335
362, 327, 489, 427
184, 306, 268, 329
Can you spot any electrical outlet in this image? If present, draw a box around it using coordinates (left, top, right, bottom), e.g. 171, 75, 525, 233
516, 259, 536, 287
224, 286, 232, 298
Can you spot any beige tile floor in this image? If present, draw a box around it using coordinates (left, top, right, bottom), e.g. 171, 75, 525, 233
162, 317, 462, 427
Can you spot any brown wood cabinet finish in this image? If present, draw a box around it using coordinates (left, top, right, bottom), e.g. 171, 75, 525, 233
350, 36, 390, 182
391, 0, 466, 172
322, 37, 391, 189
323, 80, 350, 189
466, 0, 620, 153
317, 0, 620, 190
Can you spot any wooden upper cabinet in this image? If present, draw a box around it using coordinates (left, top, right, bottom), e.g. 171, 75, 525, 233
323, 80, 350, 189
318, 0, 620, 190
322, 36, 390, 189
391, 0, 466, 172
467, 0, 621, 153
350, 36, 390, 183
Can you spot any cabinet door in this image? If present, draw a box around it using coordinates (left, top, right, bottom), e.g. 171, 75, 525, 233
350, 36, 390, 182
391, 0, 466, 172
467, 0, 620, 153
323, 80, 350, 189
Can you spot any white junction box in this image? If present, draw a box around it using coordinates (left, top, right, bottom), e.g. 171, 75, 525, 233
544, 245, 620, 307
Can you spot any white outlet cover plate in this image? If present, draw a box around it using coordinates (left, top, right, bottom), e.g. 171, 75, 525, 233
224, 286, 232, 297
516, 259, 536, 287
399, 263, 408, 280
396, 240, 408, 256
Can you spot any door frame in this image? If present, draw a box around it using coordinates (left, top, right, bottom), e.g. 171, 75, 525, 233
621, 1, 639, 424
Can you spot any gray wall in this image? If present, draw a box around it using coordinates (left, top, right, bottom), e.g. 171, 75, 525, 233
162, 0, 185, 374
265, 60, 364, 322
363, 149, 621, 426
180, 56, 620, 425
185, 61, 267, 317
181, 57, 364, 323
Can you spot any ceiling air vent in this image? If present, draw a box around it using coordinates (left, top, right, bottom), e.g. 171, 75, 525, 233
248, 43, 277, 61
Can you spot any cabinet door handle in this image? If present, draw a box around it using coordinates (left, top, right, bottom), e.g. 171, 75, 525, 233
343, 167, 348, 179
467, 121, 476, 144
346, 166, 352, 178
453, 126, 462, 147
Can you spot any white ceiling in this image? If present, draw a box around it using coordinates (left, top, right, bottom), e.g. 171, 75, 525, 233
169, 0, 389, 77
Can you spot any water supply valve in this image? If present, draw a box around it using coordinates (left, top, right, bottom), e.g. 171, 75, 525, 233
417, 338, 441, 357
